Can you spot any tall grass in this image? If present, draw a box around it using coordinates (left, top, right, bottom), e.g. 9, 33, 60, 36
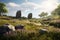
0, 31, 60, 40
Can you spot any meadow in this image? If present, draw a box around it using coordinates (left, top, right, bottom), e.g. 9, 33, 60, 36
0, 16, 60, 40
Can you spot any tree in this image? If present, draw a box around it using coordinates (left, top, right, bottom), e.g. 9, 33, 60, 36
28, 13, 32, 19
16, 10, 21, 18
51, 5, 60, 18
39, 12, 48, 18
0, 2, 8, 16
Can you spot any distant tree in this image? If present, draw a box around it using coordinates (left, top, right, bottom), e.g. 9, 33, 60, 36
22, 16, 27, 19
39, 12, 48, 18
28, 13, 32, 19
0, 2, 8, 16
16, 10, 21, 18
51, 4, 60, 18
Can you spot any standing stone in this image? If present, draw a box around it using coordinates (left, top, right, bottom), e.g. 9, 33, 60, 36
28, 13, 32, 19
16, 10, 21, 18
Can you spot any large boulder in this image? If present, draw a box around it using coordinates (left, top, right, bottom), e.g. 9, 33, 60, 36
0, 26, 11, 35
16, 10, 21, 18
15, 25, 24, 30
0, 26, 9, 35
0, 24, 16, 36
3, 24, 15, 31
39, 29, 48, 34
28, 13, 32, 19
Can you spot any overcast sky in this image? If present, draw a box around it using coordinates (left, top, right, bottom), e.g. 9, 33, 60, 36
0, 0, 60, 18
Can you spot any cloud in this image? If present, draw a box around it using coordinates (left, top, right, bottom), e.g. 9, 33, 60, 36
39, 0, 59, 13
7, 2, 20, 7
25, 0, 28, 2
7, 0, 58, 12
7, 2, 41, 10
20, 2, 41, 11
7, 0, 59, 18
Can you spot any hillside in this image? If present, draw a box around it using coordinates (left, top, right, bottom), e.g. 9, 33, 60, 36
0, 16, 60, 32
0, 16, 60, 40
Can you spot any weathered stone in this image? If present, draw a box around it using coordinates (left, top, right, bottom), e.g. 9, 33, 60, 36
28, 13, 32, 19
16, 10, 21, 18
3, 24, 15, 31
15, 25, 24, 30
39, 29, 48, 34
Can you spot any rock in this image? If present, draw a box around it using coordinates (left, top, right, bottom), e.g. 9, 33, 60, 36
0, 26, 10, 35
15, 25, 24, 30
15, 25, 24, 32
39, 29, 48, 34
3, 24, 15, 31
0, 24, 16, 36
16, 10, 21, 18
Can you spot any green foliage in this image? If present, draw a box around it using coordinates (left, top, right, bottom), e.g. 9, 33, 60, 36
28, 13, 32, 19
0, 2, 8, 16
51, 4, 60, 18
39, 12, 48, 18
21, 16, 27, 19
49, 22, 60, 28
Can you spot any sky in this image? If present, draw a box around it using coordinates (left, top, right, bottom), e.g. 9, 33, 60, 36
0, 0, 60, 18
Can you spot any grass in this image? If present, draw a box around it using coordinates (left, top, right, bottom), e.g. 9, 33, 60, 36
0, 31, 60, 40
0, 16, 60, 32
0, 16, 60, 40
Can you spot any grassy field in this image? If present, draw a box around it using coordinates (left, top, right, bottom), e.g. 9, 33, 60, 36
0, 16, 60, 40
